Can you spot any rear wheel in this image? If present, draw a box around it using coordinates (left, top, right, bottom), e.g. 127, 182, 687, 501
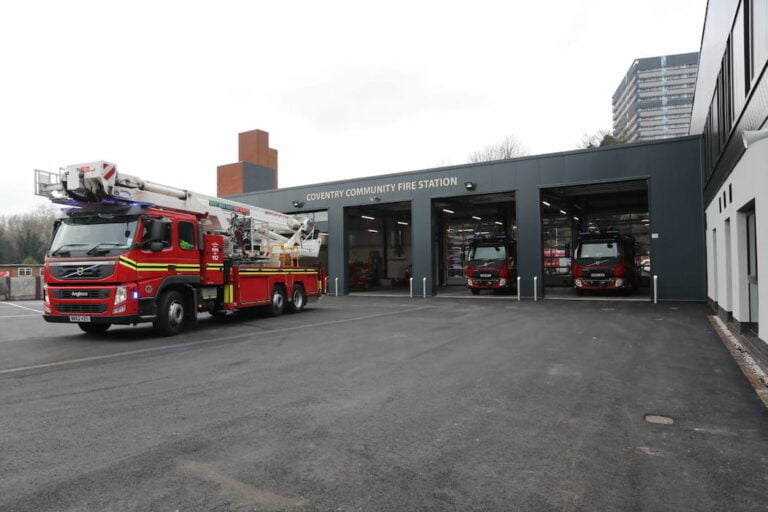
268, 285, 287, 316
287, 284, 306, 313
78, 323, 110, 334
154, 290, 186, 336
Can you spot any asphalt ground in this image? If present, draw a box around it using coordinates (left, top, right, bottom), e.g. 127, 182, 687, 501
0, 297, 766, 511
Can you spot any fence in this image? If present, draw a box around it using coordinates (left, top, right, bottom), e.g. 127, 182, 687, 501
0, 276, 43, 300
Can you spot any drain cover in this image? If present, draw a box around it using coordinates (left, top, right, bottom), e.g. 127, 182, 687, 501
645, 414, 674, 425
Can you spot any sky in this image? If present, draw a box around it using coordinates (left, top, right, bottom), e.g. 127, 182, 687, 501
0, 0, 706, 215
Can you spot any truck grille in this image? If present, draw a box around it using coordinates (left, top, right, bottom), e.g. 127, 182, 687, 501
582, 268, 615, 279
53, 289, 110, 299
50, 263, 115, 280
56, 303, 108, 314
472, 269, 499, 278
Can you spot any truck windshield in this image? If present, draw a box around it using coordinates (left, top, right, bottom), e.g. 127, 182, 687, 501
49, 216, 139, 257
469, 245, 506, 266
576, 240, 619, 264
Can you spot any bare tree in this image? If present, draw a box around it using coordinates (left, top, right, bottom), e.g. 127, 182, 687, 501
579, 129, 627, 149
467, 135, 529, 163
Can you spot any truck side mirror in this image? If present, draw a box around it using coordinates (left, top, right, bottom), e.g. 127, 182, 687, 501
150, 218, 170, 242
149, 241, 165, 252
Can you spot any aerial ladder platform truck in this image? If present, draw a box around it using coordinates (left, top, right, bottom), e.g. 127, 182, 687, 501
34, 161, 325, 336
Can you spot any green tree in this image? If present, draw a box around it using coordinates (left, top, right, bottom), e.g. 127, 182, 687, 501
1, 205, 57, 263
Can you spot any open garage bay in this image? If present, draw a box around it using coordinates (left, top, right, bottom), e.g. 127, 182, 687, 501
0, 298, 766, 511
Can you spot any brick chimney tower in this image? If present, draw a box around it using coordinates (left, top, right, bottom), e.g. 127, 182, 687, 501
217, 129, 278, 197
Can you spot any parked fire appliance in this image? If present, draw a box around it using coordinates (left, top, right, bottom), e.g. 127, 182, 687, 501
464, 235, 517, 295
34, 161, 324, 336
572, 230, 638, 295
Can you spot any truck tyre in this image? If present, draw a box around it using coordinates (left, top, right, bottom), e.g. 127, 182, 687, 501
287, 284, 306, 313
470, 288, 480, 295
79, 323, 110, 334
154, 290, 186, 336
268, 285, 286, 316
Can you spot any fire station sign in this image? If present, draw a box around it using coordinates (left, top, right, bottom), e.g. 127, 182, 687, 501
304, 176, 460, 202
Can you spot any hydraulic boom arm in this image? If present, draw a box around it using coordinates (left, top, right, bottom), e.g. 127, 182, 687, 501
35, 161, 321, 261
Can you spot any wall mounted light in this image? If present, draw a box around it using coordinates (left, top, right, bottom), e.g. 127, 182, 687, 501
743, 129, 768, 148
292, 200, 304, 208
465, 181, 477, 191
542, 200, 551, 207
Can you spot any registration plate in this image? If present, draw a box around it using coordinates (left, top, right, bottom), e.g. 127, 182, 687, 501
69, 315, 91, 323
480, 273, 492, 278
591, 273, 606, 278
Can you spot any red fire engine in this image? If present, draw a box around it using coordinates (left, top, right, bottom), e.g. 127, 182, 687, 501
572, 230, 639, 295
35, 161, 324, 336
464, 235, 517, 295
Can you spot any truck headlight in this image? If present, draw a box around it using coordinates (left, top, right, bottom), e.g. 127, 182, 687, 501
114, 285, 127, 305
615, 279, 624, 287
575, 279, 583, 288
467, 279, 473, 286
499, 278, 507, 286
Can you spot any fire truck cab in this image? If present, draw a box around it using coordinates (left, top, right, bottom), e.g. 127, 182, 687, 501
464, 235, 517, 295
572, 230, 639, 295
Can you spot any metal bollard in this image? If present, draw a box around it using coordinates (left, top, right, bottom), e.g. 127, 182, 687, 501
423, 277, 427, 298
533, 276, 538, 302
335, 277, 339, 297
517, 276, 521, 301
324, 276, 329, 295
409, 277, 414, 298
653, 275, 658, 304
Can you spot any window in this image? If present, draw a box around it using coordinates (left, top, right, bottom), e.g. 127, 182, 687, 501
745, 0, 768, 91
178, 221, 196, 250
18, 267, 32, 276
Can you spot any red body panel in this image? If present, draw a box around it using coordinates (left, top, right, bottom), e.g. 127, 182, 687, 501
43, 206, 324, 326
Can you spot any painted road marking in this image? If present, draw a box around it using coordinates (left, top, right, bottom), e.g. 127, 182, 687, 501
0, 302, 43, 313
0, 306, 433, 376
0, 314, 42, 319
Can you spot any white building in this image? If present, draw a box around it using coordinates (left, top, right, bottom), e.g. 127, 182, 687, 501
691, 0, 767, 343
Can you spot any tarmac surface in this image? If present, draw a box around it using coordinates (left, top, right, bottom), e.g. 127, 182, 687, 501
0, 297, 767, 511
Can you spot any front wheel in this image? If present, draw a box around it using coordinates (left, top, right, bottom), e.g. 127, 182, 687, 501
154, 290, 186, 336
287, 284, 306, 313
470, 288, 480, 295
268, 286, 287, 317
79, 323, 110, 334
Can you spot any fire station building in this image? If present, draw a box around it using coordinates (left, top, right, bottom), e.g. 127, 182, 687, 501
225, 136, 706, 304
222, 0, 768, 347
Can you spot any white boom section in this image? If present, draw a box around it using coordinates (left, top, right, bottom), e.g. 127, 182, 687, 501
35, 161, 321, 261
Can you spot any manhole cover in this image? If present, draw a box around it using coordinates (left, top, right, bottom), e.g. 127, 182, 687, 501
645, 414, 674, 425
